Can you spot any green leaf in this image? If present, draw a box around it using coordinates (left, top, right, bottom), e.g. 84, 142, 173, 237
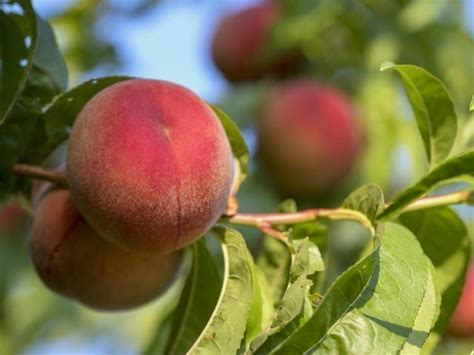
164, 240, 222, 355
144, 312, 175, 355
399, 207, 471, 352
470, 95, 474, 111
0, 16, 67, 198
378, 150, 474, 220
290, 238, 324, 278
210, 104, 249, 194
251, 275, 312, 354
42, 76, 131, 151
0, 0, 37, 123
188, 227, 254, 355
0, 109, 46, 201
342, 183, 385, 224
400, 265, 440, 354
243, 265, 274, 349
273, 223, 438, 354
251, 231, 325, 353
257, 237, 291, 308
381, 63, 457, 166
33, 17, 68, 92
255, 296, 315, 355
255, 200, 296, 308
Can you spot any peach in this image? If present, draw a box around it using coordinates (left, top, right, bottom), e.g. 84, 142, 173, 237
67, 79, 234, 254
258, 79, 362, 197
30, 180, 183, 311
449, 263, 474, 338
211, 2, 296, 82
0, 201, 25, 234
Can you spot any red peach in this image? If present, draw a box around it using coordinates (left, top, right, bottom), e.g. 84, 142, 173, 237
211, 2, 296, 82
449, 263, 474, 338
67, 79, 234, 254
0, 201, 26, 234
258, 79, 362, 197
30, 182, 183, 311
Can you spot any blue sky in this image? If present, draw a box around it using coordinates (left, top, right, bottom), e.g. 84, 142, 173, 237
34, 0, 259, 101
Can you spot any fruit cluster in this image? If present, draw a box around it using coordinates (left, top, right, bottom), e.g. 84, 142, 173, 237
25, 1, 361, 312
212, 2, 362, 197
29, 80, 235, 310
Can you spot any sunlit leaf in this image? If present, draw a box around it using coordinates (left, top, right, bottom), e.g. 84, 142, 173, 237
243, 265, 274, 350
272, 223, 438, 354
342, 183, 385, 223
378, 150, 474, 220
400, 207, 471, 352
188, 227, 254, 354
381, 63, 457, 166
400, 266, 439, 354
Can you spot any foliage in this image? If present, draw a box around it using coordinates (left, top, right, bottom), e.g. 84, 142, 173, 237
0, 0, 473, 354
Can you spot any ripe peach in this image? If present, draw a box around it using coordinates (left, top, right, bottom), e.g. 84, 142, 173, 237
68, 79, 234, 254
211, 2, 296, 82
258, 79, 362, 197
30, 180, 183, 311
0, 201, 25, 234
449, 263, 474, 338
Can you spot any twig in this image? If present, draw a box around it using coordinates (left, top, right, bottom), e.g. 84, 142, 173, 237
12, 164, 68, 187
12, 164, 473, 237
222, 190, 473, 236
400, 190, 473, 212
256, 222, 289, 244
223, 208, 375, 236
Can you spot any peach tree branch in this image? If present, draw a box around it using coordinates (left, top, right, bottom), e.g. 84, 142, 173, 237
12, 164, 473, 240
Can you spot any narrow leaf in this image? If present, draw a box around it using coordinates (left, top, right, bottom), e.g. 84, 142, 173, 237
33, 17, 68, 92
210, 104, 249, 194
0, 0, 37, 123
144, 312, 175, 355
188, 227, 254, 355
381, 63, 457, 166
257, 236, 291, 308
251, 275, 311, 354
164, 240, 222, 355
244, 265, 274, 348
378, 150, 474, 220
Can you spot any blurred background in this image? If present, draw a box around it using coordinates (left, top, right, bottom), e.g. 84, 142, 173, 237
1, 0, 473, 354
